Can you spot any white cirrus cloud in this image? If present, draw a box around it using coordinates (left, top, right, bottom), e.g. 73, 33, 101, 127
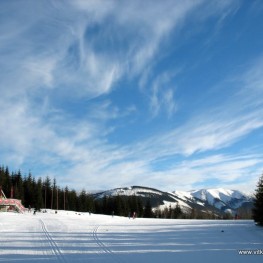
0, 0, 261, 194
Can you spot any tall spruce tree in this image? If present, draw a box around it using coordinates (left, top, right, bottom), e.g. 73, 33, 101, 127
253, 174, 263, 226
143, 199, 153, 218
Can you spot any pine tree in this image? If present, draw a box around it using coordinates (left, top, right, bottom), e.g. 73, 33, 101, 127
3, 167, 11, 197
64, 186, 69, 210
172, 203, 182, 219
113, 195, 121, 216
35, 178, 44, 210
68, 189, 78, 211
23, 173, 34, 208
143, 199, 153, 218
253, 175, 263, 226
79, 190, 88, 212
13, 170, 24, 202
44, 176, 52, 209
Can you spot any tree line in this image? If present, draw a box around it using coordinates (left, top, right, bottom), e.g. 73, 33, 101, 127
253, 174, 263, 226
1, 166, 261, 222
0, 166, 184, 218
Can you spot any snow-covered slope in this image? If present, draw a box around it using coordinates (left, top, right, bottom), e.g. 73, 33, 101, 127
173, 188, 253, 215
94, 186, 165, 199
93, 186, 191, 211
93, 186, 253, 217
190, 188, 249, 209
1, 212, 262, 263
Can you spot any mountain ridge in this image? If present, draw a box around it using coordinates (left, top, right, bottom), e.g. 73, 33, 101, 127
92, 185, 253, 218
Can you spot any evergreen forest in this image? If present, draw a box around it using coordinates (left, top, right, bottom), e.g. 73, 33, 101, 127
253, 174, 263, 226
0, 166, 183, 219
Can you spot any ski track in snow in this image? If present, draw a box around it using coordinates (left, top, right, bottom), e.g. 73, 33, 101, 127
0, 212, 263, 263
39, 219, 67, 263
92, 225, 126, 263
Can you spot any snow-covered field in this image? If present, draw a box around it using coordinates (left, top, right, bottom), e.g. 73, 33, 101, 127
0, 211, 262, 263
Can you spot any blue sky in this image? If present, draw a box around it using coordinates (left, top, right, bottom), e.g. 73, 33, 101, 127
1, 0, 263, 193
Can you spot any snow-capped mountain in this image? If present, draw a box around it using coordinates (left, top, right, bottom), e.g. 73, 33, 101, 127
173, 188, 253, 215
92, 186, 253, 217
92, 186, 182, 208
190, 188, 249, 209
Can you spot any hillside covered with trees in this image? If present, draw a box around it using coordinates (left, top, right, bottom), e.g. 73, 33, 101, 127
1, 166, 256, 220
0, 166, 183, 218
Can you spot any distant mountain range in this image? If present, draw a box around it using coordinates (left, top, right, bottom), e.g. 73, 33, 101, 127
91, 186, 254, 218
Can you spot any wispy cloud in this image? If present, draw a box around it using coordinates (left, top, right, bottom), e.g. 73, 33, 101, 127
0, 0, 239, 104
149, 72, 178, 118
0, 0, 262, 193
151, 153, 262, 193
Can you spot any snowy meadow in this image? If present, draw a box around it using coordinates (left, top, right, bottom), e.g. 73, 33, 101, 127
0, 211, 262, 263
